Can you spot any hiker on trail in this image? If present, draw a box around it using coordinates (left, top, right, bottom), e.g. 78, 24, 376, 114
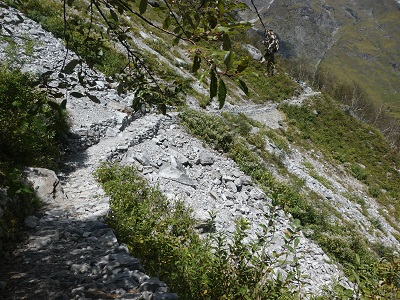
261, 29, 279, 76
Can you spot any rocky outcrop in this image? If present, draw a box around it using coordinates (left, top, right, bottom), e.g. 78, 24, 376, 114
24, 167, 65, 204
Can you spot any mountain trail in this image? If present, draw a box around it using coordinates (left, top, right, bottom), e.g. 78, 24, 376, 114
6, 2, 400, 299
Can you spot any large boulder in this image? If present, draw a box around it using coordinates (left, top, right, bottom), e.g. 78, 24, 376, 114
24, 167, 65, 204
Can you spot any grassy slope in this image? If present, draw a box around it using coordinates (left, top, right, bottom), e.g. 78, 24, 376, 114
322, 3, 400, 117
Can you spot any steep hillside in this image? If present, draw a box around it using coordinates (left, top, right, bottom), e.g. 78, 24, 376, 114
240, 0, 400, 118
1, 0, 400, 299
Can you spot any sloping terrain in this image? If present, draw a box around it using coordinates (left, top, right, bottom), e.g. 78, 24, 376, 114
240, 0, 400, 117
0, 0, 400, 299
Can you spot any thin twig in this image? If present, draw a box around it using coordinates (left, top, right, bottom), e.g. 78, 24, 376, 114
249, 0, 266, 30
92, 0, 163, 93
61, 0, 70, 71
115, 0, 194, 44
163, 0, 190, 39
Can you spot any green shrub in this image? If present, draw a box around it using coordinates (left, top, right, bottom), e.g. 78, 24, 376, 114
350, 163, 368, 182
0, 65, 68, 255
368, 184, 381, 198
0, 67, 69, 174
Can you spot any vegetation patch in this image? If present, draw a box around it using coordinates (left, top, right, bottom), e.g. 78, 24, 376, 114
280, 95, 400, 220
179, 108, 400, 298
0, 66, 69, 173
95, 163, 305, 299
0, 66, 69, 255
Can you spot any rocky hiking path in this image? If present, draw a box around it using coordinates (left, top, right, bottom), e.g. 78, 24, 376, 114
0, 115, 180, 300
0, 110, 348, 299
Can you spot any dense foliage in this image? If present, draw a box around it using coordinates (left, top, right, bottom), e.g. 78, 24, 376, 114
0, 66, 69, 253
0, 67, 69, 175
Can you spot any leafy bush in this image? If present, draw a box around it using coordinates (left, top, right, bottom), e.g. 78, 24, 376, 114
0, 67, 69, 175
0, 66, 68, 255
350, 163, 368, 182
368, 184, 381, 198
95, 163, 304, 299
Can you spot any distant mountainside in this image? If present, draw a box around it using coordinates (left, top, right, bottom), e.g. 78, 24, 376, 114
239, 0, 400, 118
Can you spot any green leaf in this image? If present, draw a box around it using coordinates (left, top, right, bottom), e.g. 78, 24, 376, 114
85, 92, 100, 103
184, 13, 195, 30
210, 69, 217, 99
159, 103, 167, 115
12, 101, 22, 107
63, 59, 80, 74
162, 15, 171, 29
192, 54, 201, 73
277, 271, 283, 283
60, 99, 67, 110
47, 101, 60, 110
173, 35, 181, 45
194, 13, 200, 27
294, 237, 300, 248
237, 79, 249, 95
118, 33, 128, 42
211, 50, 228, 57
173, 26, 182, 34
110, 9, 119, 22
222, 33, 231, 51
236, 56, 249, 73
216, 26, 230, 32
117, 4, 124, 14
117, 82, 124, 95
343, 289, 354, 297
139, 0, 148, 14
218, 78, 226, 109
356, 253, 360, 265
132, 97, 141, 111
286, 272, 295, 282
224, 51, 233, 70
199, 71, 207, 83
351, 269, 360, 286
70, 91, 84, 98
218, 0, 225, 14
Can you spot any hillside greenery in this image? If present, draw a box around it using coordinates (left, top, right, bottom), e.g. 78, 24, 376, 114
179, 107, 400, 298
280, 95, 400, 222
0, 65, 70, 254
